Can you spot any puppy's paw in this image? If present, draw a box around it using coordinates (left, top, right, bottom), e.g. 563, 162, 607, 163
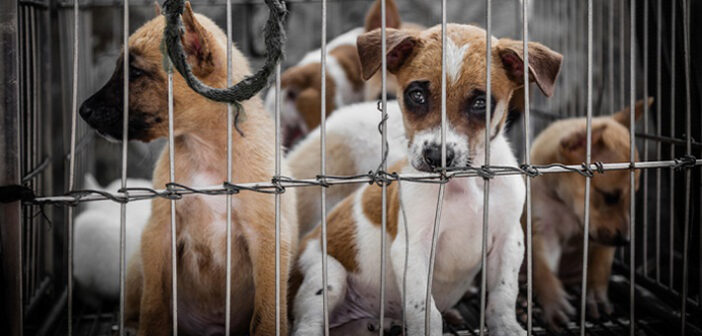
539, 286, 575, 329
586, 287, 613, 320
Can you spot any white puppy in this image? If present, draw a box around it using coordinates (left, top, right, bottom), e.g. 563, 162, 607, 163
73, 175, 151, 304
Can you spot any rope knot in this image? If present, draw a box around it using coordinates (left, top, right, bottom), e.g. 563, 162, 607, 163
0, 185, 36, 204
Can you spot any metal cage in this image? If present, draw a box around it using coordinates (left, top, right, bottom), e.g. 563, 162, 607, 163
1, 0, 700, 335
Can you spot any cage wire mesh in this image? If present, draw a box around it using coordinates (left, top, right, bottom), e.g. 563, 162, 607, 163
1, 0, 701, 335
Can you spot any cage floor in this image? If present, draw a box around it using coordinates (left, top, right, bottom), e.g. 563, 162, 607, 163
56, 273, 699, 336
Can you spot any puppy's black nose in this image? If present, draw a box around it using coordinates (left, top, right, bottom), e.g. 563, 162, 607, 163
79, 103, 93, 120
423, 145, 454, 169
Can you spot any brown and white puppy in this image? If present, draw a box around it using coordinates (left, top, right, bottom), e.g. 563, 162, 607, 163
290, 24, 562, 336
79, 3, 298, 335
527, 98, 650, 328
264, 0, 421, 148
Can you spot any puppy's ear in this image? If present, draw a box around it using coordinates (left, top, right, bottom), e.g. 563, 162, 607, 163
181, 1, 214, 76
497, 39, 563, 97
613, 97, 653, 129
357, 28, 418, 81
364, 0, 402, 32
560, 124, 607, 161
154, 1, 162, 16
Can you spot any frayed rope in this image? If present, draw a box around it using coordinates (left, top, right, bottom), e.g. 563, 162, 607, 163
161, 0, 287, 135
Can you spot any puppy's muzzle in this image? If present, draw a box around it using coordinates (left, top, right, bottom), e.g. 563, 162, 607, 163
422, 144, 455, 171
79, 74, 124, 140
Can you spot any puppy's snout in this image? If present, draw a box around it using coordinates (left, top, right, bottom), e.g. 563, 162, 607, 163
423, 145, 455, 170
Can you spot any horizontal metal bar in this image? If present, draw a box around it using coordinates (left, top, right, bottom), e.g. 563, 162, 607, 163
636, 132, 702, 148
56, 0, 372, 9
29, 159, 702, 204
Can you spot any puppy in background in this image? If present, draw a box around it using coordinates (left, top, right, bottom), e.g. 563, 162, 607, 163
265, 0, 421, 147
74, 175, 151, 307
79, 3, 298, 335
527, 98, 651, 328
287, 100, 408, 235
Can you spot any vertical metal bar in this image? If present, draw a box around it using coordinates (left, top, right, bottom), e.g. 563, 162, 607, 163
478, 0, 492, 334
67, 0, 80, 334
118, 0, 129, 334
629, 1, 637, 334
669, 0, 676, 289
619, 0, 625, 111
642, 0, 650, 277
274, 63, 282, 336
379, 0, 388, 334
319, 0, 330, 333
609, 0, 614, 115
569, 0, 575, 117
225, 0, 233, 334
30, 5, 39, 298
655, 0, 663, 285
167, 62, 178, 336
425, 0, 448, 333
523, 0, 533, 333
0, 0, 23, 334
579, 1, 593, 335
680, 0, 692, 332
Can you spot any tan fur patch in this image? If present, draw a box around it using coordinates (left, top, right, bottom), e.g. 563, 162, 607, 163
288, 132, 360, 235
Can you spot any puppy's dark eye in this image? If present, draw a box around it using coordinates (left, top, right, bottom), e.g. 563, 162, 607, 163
409, 89, 426, 105
129, 65, 144, 79
468, 94, 487, 115
472, 97, 486, 110
403, 81, 430, 115
601, 190, 620, 205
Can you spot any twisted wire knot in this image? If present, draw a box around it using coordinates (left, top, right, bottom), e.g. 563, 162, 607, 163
520, 164, 542, 177
673, 155, 697, 170
477, 166, 495, 180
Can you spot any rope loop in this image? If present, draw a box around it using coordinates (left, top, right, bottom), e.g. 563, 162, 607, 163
161, 0, 287, 107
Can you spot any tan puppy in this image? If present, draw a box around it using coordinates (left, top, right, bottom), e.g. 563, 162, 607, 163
290, 24, 562, 336
527, 98, 650, 328
265, 0, 421, 147
79, 3, 297, 335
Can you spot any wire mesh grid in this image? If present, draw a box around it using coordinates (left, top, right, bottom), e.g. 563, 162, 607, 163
3, 0, 701, 335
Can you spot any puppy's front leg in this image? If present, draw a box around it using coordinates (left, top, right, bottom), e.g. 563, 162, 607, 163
390, 229, 442, 336
586, 243, 615, 319
137, 211, 173, 336
533, 234, 574, 328
243, 204, 291, 336
485, 225, 526, 336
